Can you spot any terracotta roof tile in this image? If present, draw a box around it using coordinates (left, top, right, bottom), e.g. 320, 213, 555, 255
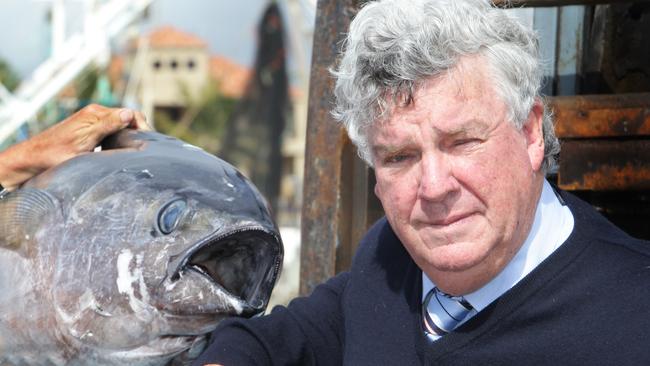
210, 56, 252, 99
147, 26, 207, 48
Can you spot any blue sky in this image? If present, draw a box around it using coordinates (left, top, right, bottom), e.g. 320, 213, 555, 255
0, 0, 310, 79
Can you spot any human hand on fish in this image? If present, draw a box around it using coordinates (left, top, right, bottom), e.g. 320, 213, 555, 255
0, 104, 151, 192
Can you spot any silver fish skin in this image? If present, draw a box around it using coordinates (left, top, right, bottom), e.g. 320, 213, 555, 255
0, 130, 283, 365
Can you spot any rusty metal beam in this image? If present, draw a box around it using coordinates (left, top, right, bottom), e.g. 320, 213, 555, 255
492, 0, 641, 7
550, 93, 650, 138
558, 140, 650, 191
300, 0, 363, 296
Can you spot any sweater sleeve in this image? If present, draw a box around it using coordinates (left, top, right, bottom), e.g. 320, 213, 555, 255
192, 271, 349, 366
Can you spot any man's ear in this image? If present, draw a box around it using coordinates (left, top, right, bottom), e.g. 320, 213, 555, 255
523, 100, 545, 172
374, 181, 381, 198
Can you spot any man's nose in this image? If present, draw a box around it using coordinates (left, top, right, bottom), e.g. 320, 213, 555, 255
417, 153, 459, 202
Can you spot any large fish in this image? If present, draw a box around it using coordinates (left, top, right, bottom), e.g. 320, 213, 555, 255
0, 130, 283, 365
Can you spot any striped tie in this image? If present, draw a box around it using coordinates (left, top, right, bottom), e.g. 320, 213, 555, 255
422, 287, 473, 337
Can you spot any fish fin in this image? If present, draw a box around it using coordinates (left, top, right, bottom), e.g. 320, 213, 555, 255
0, 188, 58, 251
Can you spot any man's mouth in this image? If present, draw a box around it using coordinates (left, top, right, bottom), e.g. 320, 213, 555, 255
429, 212, 477, 227
415, 211, 477, 228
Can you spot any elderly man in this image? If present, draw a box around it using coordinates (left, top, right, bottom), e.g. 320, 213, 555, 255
195, 0, 650, 365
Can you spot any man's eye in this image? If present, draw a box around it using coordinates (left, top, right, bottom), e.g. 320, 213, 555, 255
385, 153, 411, 164
453, 138, 480, 147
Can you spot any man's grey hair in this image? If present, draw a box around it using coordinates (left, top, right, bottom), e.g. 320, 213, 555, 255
332, 0, 560, 173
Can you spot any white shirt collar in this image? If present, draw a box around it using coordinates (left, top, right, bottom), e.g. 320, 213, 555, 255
422, 180, 575, 312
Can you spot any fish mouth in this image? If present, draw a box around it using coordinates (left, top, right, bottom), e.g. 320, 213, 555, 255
159, 227, 283, 319
185, 228, 282, 310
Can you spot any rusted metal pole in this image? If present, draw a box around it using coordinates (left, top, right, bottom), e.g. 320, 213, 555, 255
300, 0, 364, 296
492, 0, 636, 7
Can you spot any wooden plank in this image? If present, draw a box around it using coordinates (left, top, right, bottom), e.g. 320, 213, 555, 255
341, 155, 384, 273
336, 140, 377, 273
550, 93, 650, 138
493, 0, 636, 7
300, 0, 363, 296
558, 140, 650, 191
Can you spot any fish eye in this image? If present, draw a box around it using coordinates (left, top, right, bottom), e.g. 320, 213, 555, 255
157, 199, 187, 235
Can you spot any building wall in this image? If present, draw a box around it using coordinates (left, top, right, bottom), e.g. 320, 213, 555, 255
140, 47, 210, 107
279, 90, 307, 226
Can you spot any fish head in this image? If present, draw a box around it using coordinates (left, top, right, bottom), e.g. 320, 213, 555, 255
43, 131, 283, 360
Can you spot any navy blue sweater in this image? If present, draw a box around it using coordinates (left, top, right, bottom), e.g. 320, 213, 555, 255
193, 191, 650, 365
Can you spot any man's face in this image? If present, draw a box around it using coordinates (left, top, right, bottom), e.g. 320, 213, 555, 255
370, 56, 545, 295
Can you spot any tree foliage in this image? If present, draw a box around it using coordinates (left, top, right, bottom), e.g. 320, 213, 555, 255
155, 80, 237, 154
0, 59, 20, 92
